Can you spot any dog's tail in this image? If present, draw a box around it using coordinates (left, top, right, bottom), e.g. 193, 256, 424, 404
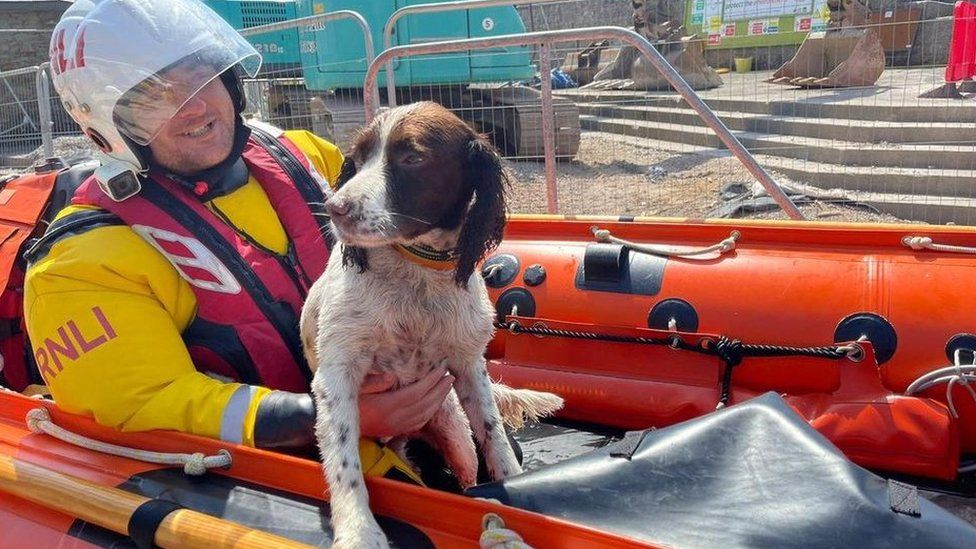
491, 383, 564, 430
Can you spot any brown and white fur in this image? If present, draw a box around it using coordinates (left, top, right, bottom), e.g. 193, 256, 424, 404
301, 102, 563, 548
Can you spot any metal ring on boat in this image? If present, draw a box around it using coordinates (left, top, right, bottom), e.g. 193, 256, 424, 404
845, 343, 866, 363
669, 335, 684, 349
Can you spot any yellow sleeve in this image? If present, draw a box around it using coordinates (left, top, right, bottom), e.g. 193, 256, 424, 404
24, 205, 269, 445
282, 129, 344, 189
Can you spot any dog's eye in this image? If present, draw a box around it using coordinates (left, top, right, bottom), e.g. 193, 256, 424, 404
399, 153, 425, 166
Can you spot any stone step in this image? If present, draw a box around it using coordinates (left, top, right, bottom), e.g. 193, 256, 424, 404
580, 115, 976, 171
557, 89, 976, 124
579, 102, 975, 145
575, 130, 976, 224
851, 191, 976, 226
759, 156, 976, 199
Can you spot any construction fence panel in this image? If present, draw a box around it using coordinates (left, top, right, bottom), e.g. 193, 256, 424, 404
240, 11, 374, 161
0, 64, 87, 172
519, 0, 976, 226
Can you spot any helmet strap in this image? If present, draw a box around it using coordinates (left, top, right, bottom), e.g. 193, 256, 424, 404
219, 67, 247, 115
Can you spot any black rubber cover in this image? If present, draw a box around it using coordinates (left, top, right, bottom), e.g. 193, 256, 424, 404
647, 298, 699, 332
834, 313, 898, 365
523, 264, 546, 287
482, 254, 520, 288
494, 287, 536, 323
467, 392, 976, 549
575, 243, 666, 296
128, 499, 183, 549
253, 390, 317, 455
946, 333, 976, 364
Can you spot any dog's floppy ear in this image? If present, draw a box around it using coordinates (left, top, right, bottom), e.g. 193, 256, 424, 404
455, 135, 509, 287
341, 244, 369, 273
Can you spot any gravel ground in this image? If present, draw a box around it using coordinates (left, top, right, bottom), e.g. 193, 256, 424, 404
1, 131, 915, 224
506, 132, 913, 223
0, 135, 97, 178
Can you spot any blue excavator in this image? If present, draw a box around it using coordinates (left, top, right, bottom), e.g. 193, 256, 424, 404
202, 0, 580, 158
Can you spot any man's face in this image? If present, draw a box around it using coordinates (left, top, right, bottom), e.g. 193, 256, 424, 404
147, 75, 235, 175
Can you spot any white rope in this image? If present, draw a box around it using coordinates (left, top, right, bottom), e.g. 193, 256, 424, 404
480, 513, 534, 549
905, 353, 976, 474
902, 236, 976, 255
960, 462, 976, 473
481, 263, 504, 280
25, 408, 231, 475
592, 226, 740, 259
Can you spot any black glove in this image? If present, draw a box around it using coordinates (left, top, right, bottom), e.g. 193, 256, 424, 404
253, 390, 318, 457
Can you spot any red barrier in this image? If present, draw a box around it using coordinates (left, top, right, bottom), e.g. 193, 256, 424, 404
945, 1, 976, 82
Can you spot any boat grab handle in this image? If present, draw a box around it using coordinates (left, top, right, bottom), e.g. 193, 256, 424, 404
25, 407, 231, 475
592, 226, 739, 259
903, 235, 976, 255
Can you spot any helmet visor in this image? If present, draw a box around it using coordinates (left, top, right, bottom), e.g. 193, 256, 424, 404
113, 45, 260, 145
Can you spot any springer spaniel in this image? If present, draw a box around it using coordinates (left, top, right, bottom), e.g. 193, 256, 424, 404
300, 101, 563, 548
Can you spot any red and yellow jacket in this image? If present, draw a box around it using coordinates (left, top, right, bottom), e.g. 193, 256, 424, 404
24, 130, 334, 448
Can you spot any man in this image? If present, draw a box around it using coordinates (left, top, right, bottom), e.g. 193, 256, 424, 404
24, 0, 450, 475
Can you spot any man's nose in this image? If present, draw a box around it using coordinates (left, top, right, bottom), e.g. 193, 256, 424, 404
174, 94, 208, 119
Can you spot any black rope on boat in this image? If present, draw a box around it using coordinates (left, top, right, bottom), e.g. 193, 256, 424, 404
497, 320, 858, 409
500, 320, 682, 348
712, 337, 743, 408
704, 338, 851, 408
732, 343, 850, 360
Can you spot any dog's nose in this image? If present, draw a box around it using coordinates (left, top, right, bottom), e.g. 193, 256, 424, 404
326, 198, 351, 218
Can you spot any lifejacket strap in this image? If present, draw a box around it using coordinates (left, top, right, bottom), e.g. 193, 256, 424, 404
23, 210, 123, 264
249, 126, 332, 246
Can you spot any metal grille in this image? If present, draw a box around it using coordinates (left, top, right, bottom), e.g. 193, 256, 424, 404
241, 1, 290, 27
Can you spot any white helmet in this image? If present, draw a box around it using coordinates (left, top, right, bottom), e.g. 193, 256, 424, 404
50, 0, 261, 177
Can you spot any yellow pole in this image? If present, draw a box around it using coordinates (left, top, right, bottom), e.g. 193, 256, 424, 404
0, 453, 313, 549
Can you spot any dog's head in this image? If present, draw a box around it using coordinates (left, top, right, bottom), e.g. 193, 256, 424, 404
326, 101, 508, 286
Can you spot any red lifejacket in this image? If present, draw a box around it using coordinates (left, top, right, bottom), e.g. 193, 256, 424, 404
0, 168, 60, 391
72, 130, 330, 392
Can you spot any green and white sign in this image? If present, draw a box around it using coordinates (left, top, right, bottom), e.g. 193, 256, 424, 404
687, 0, 830, 49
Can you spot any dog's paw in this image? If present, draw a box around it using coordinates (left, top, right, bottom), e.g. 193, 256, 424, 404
332, 525, 389, 549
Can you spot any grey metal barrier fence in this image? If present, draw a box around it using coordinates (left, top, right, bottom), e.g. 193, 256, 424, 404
240, 9, 376, 128
382, 0, 566, 109
364, 25, 804, 218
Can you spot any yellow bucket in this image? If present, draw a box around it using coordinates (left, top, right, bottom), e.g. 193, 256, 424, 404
734, 57, 753, 73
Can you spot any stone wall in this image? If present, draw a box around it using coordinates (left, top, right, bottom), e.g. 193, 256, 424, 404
517, 0, 634, 32
0, 4, 68, 72
1, 3, 72, 146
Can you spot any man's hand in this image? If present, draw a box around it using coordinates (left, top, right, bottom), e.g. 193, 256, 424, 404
359, 370, 455, 438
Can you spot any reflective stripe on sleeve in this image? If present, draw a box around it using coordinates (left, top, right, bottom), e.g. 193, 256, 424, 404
219, 384, 262, 444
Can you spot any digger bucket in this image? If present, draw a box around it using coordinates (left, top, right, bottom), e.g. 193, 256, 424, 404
767, 29, 885, 88
626, 37, 723, 91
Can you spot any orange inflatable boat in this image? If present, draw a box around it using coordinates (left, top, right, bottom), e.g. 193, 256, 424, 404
487, 215, 976, 482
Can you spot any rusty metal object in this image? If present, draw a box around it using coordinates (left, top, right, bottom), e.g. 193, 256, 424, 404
588, 0, 721, 91
768, 0, 886, 88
